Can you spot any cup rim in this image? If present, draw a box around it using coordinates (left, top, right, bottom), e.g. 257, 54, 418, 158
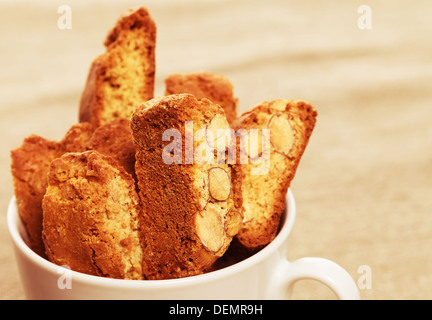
7, 189, 296, 289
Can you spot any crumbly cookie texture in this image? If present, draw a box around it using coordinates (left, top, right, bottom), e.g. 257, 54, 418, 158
11, 135, 60, 256
131, 94, 243, 279
87, 118, 136, 179
79, 7, 156, 127
42, 151, 143, 280
164, 72, 238, 125
232, 100, 317, 250
10, 122, 94, 256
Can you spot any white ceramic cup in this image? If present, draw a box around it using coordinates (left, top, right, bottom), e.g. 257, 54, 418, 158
7, 189, 360, 300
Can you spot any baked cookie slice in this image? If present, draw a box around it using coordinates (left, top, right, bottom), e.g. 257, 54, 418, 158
42, 151, 143, 280
10, 122, 94, 256
164, 72, 238, 125
232, 100, 317, 250
79, 7, 156, 127
131, 94, 243, 279
10, 135, 60, 256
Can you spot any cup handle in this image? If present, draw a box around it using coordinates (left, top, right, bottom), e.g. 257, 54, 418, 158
267, 257, 360, 300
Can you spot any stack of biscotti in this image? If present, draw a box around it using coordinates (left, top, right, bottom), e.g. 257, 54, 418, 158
11, 119, 137, 263
11, 7, 154, 277
10, 7, 242, 280
10, 6, 317, 280
10, 122, 94, 257
162, 72, 317, 251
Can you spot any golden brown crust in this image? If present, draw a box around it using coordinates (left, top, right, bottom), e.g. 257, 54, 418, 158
42, 151, 143, 280
60, 122, 95, 152
232, 100, 317, 250
10, 123, 95, 256
10, 135, 60, 256
86, 118, 136, 179
164, 72, 238, 125
79, 7, 156, 127
131, 94, 242, 279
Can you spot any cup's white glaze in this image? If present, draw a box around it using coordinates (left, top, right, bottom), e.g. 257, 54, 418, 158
7, 189, 360, 300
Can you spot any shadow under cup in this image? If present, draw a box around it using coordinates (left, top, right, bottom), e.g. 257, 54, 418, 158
7, 189, 359, 300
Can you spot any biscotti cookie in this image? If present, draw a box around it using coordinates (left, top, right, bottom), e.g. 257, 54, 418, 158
232, 100, 317, 250
79, 7, 156, 127
42, 151, 143, 280
10, 122, 94, 256
10, 135, 60, 256
86, 118, 136, 179
164, 72, 238, 125
131, 94, 243, 279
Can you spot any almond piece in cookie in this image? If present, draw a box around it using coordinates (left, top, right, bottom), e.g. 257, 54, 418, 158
131, 94, 242, 279
42, 151, 143, 280
232, 100, 317, 250
208, 167, 231, 201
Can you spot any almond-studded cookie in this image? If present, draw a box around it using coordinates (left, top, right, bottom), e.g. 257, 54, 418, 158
131, 94, 242, 279
232, 100, 317, 250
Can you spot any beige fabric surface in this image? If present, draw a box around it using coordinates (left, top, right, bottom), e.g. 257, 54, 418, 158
0, 0, 431, 299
